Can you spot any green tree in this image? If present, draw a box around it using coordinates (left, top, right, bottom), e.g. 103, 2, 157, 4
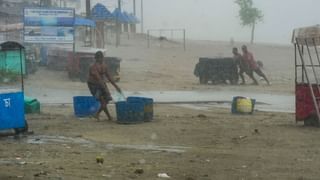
235, 0, 263, 44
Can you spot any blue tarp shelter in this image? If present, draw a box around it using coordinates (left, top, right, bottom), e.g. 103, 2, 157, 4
75, 17, 96, 27
129, 13, 140, 24
112, 8, 130, 23
123, 12, 134, 24
91, 3, 114, 20
122, 12, 140, 24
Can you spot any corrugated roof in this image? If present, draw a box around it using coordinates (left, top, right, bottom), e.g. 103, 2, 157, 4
112, 8, 129, 23
292, 25, 320, 46
129, 13, 139, 24
91, 3, 114, 20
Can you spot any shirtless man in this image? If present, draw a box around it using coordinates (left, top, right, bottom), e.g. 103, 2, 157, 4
241, 45, 270, 85
232, 47, 257, 85
87, 51, 122, 120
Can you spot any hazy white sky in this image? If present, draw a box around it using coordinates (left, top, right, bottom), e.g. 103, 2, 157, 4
88, 0, 320, 44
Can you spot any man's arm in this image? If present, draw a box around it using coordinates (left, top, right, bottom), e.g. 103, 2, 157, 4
104, 66, 122, 92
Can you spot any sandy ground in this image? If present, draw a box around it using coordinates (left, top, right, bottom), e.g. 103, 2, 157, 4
3, 105, 318, 180
1, 35, 311, 179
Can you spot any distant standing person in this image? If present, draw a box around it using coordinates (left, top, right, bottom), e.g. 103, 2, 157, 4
232, 47, 252, 85
87, 51, 122, 121
241, 45, 270, 85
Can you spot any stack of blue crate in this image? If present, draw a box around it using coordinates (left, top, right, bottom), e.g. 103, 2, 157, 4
116, 97, 154, 124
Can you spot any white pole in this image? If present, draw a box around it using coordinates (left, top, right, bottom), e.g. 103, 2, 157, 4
141, 0, 144, 33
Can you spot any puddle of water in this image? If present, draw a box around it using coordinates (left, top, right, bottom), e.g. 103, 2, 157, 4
26, 135, 93, 146
24, 85, 294, 112
105, 144, 190, 153
23, 135, 189, 153
0, 160, 18, 165
177, 102, 295, 113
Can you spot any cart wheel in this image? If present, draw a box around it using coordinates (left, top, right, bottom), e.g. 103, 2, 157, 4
304, 114, 319, 127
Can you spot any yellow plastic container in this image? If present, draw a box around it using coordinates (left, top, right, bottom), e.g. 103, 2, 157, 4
231, 96, 255, 114
236, 98, 253, 113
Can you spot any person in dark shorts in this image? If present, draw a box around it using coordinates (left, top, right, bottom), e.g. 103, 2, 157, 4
241, 45, 270, 85
87, 51, 122, 120
232, 47, 255, 85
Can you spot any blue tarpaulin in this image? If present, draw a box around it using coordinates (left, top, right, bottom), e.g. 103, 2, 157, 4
74, 17, 96, 27
91, 3, 114, 20
123, 12, 134, 24
112, 8, 130, 23
129, 13, 140, 24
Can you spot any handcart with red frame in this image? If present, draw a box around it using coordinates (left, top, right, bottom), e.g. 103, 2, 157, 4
293, 25, 320, 126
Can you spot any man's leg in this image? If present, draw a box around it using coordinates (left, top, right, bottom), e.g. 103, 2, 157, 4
239, 68, 246, 84
255, 69, 270, 85
96, 97, 112, 121
103, 104, 112, 121
88, 83, 102, 121
101, 91, 113, 121
246, 70, 258, 85
93, 96, 107, 121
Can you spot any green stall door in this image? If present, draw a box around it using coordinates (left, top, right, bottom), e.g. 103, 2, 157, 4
0, 50, 26, 74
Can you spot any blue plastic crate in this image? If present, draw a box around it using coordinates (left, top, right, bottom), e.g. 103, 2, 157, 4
73, 96, 100, 117
116, 101, 144, 124
127, 97, 154, 121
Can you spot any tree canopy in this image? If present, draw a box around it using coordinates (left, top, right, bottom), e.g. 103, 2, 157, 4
235, 0, 263, 26
235, 0, 263, 43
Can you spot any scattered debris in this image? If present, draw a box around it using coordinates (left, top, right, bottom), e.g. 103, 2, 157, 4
134, 168, 144, 174
34, 171, 47, 177
253, 129, 260, 134
232, 135, 248, 143
158, 173, 171, 178
138, 159, 146, 164
74, 134, 83, 138
96, 156, 104, 164
102, 174, 112, 178
197, 114, 207, 118
239, 136, 247, 140
185, 177, 195, 180
56, 166, 64, 170
151, 133, 158, 140
19, 161, 26, 165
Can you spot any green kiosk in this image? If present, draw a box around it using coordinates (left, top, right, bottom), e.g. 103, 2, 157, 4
0, 41, 28, 133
